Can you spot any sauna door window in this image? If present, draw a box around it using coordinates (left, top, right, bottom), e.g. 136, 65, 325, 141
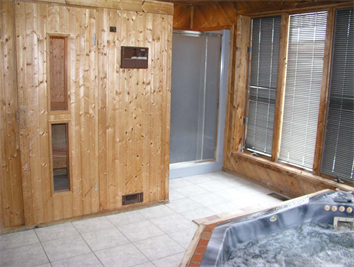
51, 123, 70, 192
49, 36, 68, 111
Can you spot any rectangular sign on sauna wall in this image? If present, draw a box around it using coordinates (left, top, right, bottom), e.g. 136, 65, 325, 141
121, 46, 148, 69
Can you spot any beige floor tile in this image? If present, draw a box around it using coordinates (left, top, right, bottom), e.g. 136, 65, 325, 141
169, 190, 186, 201
150, 214, 197, 234
182, 175, 215, 184
152, 252, 185, 267
95, 243, 149, 267
189, 193, 229, 207
132, 262, 155, 267
198, 181, 230, 192
118, 221, 164, 242
0, 230, 39, 252
51, 253, 102, 267
214, 188, 248, 201
72, 217, 114, 234
0, 243, 48, 267
35, 223, 79, 242
169, 179, 193, 189
34, 264, 52, 267
173, 185, 209, 197
42, 235, 91, 262
106, 211, 147, 228
166, 198, 203, 213
168, 228, 197, 249
208, 202, 243, 214
180, 207, 216, 221
134, 235, 185, 261
138, 205, 176, 220
81, 228, 130, 252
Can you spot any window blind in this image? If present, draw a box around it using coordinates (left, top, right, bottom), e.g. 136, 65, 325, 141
321, 8, 354, 182
279, 11, 328, 169
245, 16, 281, 155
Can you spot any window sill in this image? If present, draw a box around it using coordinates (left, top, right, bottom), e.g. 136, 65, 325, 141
230, 151, 354, 193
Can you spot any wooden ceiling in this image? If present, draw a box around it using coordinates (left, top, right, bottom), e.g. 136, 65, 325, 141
170, 0, 353, 30
159, 0, 351, 13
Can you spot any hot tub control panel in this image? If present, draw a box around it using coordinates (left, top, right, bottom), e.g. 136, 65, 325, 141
324, 204, 353, 213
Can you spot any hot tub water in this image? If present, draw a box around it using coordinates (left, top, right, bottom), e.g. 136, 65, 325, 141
226, 222, 354, 267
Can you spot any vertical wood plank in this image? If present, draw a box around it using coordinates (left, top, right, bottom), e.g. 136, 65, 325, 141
142, 12, 153, 204
222, 24, 236, 171
0, 0, 24, 228
231, 15, 251, 152
313, 8, 335, 174
271, 14, 290, 162
16, 1, 35, 226
163, 14, 173, 200
27, 2, 45, 224
97, 7, 108, 211
38, 4, 54, 223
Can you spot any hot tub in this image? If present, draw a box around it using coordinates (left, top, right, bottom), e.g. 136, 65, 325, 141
201, 190, 354, 267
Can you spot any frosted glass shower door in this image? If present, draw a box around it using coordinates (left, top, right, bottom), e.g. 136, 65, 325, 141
170, 32, 222, 164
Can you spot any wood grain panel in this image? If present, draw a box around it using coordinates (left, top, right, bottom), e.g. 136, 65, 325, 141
2, 0, 171, 229
222, 24, 236, 172
15, 2, 98, 226
224, 152, 353, 198
193, 2, 237, 31
0, 0, 24, 229
173, 3, 192, 30
313, 8, 335, 174
231, 15, 250, 152
97, 9, 172, 211
271, 14, 289, 162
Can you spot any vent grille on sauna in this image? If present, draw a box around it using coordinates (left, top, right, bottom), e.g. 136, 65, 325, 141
122, 192, 143, 205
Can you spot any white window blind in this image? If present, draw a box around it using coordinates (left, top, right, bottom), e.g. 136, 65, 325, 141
245, 16, 281, 155
279, 11, 328, 169
321, 8, 354, 182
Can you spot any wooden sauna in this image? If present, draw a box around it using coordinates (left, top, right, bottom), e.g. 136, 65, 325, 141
0, 0, 172, 230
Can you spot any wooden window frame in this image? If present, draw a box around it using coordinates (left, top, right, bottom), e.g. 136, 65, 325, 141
49, 120, 72, 195
47, 33, 70, 114
233, 6, 353, 185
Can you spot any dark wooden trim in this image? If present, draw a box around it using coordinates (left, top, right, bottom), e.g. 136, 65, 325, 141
271, 14, 289, 162
313, 8, 335, 174
231, 15, 251, 152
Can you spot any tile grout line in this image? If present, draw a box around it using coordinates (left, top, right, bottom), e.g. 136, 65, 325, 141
71, 222, 106, 267
34, 229, 52, 267
0, 239, 40, 253
152, 250, 187, 266
109, 218, 154, 267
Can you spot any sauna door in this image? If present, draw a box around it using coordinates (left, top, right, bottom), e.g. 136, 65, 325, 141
16, 2, 99, 225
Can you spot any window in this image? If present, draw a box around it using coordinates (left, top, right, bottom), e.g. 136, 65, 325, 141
279, 11, 328, 169
321, 8, 353, 182
245, 16, 281, 155
50, 36, 68, 111
51, 123, 70, 192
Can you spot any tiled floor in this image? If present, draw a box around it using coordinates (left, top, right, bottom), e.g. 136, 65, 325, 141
0, 171, 283, 267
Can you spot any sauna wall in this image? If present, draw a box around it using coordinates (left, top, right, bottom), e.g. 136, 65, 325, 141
0, 0, 172, 229
0, 0, 24, 229
97, 8, 172, 211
